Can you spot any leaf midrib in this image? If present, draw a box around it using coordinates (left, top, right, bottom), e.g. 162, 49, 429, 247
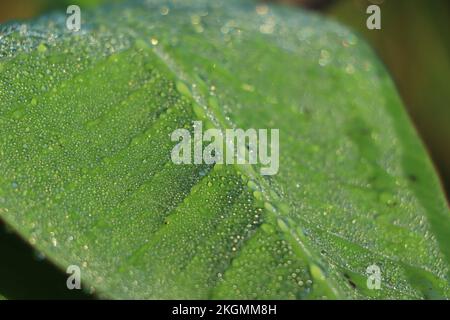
147, 42, 344, 299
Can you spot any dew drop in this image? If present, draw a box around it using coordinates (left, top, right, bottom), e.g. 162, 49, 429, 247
310, 264, 326, 281
318, 49, 331, 67
37, 43, 47, 53
256, 5, 269, 16
160, 6, 169, 15
277, 218, 290, 233
150, 37, 159, 46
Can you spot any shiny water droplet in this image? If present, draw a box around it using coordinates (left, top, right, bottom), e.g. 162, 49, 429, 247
160, 6, 169, 16
150, 37, 159, 46
318, 49, 331, 67
37, 43, 47, 53
256, 5, 269, 16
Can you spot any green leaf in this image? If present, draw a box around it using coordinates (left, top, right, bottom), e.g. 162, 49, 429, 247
0, 0, 449, 299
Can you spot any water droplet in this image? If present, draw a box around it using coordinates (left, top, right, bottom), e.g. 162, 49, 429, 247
253, 191, 263, 201
11, 107, 26, 120
345, 64, 355, 74
176, 81, 192, 98
265, 202, 277, 214
259, 18, 275, 34
34, 251, 46, 261
247, 180, 259, 190
309, 264, 325, 281
241, 83, 255, 92
37, 43, 47, 53
379, 192, 396, 206
160, 6, 169, 15
256, 5, 269, 15
150, 37, 159, 46
261, 223, 275, 234
277, 218, 290, 233
318, 49, 331, 67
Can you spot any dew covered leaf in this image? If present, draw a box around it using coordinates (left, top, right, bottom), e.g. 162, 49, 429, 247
0, 0, 449, 299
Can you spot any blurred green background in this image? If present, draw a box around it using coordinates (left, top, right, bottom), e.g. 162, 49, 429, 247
1, 0, 449, 200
